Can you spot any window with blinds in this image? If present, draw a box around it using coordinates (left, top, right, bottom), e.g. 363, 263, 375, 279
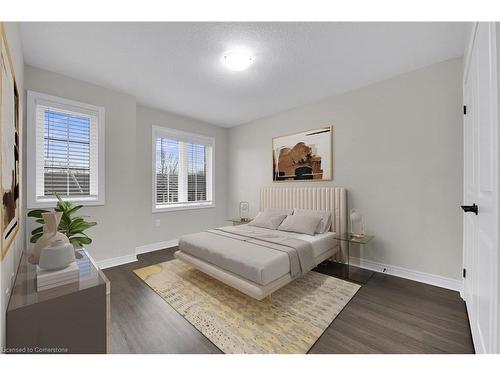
27, 91, 105, 208
153, 126, 214, 212
155, 138, 179, 204
43, 110, 93, 197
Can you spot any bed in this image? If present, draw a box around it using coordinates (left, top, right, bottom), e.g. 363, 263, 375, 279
174, 187, 347, 300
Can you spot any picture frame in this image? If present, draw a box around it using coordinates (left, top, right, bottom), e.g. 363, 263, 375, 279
1, 23, 21, 261
272, 125, 333, 182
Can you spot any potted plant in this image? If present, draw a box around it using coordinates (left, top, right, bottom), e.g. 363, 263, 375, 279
28, 194, 97, 249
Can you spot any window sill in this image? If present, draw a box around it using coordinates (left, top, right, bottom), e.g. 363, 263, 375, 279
153, 202, 216, 213
28, 197, 105, 209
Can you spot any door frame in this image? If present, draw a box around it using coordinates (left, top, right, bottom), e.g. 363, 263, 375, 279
462, 21, 500, 354
462, 22, 477, 302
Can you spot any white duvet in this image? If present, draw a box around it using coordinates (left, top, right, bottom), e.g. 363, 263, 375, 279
178, 225, 337, 286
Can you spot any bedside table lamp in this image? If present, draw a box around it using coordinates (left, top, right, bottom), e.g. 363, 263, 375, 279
350, 208, 365, 238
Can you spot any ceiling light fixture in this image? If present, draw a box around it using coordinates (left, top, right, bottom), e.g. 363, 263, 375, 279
222, 51, 254, 71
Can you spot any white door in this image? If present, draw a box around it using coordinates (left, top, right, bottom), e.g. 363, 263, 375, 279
463, 22, 499, 354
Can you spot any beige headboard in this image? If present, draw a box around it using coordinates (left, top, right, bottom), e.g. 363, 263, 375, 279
259, 187, 348, 234
259, 187, 348, 261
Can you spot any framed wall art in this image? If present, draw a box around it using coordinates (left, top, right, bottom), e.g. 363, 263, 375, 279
1, 23, 20, 260
272, 126, 332, 182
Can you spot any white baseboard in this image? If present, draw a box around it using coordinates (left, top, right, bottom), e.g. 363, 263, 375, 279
96, 243, 462, 294
97, 254, 138, 270
350, 256, 462, 292
95, 239, 178, 270
136, 239, 179, 255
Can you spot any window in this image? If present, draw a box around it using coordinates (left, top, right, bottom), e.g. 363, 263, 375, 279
152, 126, 214, 212
27, 91, 105, 208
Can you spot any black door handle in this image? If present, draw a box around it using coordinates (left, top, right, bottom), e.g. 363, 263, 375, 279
461, 203, 478, 215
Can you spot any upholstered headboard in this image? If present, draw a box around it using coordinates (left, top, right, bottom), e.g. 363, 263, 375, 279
259, 187, 347, 233
259, 187, 348, 261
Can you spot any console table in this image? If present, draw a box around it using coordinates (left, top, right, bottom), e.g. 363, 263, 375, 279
6, 249, 110, 354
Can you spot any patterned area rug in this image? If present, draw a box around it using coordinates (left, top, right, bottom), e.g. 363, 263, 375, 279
134, 259, 360, 354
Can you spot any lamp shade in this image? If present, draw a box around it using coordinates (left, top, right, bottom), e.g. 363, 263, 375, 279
350, 210, 362, 223
350, 208, 365, 237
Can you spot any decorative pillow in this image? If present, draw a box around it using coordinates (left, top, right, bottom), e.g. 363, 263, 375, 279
264, 208, 294, 216
277, 215, 322, 236
293, 208, 332, 234
248, 212, 287, 230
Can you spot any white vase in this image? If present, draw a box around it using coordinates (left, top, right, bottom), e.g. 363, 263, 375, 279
29, 212, 70, 264
39, 240, 76, 270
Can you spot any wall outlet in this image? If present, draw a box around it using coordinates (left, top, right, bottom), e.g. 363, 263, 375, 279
155, 219, 161, 227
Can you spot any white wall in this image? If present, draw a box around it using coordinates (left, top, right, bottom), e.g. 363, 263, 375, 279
1, 22, 24, 351
227, 58, 463, 281
135, 106, 228, 249
24, 65, 138, 263
23, 66, 229, 265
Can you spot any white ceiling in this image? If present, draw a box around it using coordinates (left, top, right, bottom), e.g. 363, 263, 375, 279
20, 22, 468, 127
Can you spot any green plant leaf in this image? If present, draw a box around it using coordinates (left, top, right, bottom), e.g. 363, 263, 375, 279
60, 212, 72, 229
66, 218, 84, 234
56, 202, 68, 212
35, 218, 45, 224
27, 209, 50, 218
66, 205, 83, 217
30, 232, 43, 243
69, 220, 96, 234
31, 226, 44, 235
70, 236, 92, 245
55, 194, 70, 212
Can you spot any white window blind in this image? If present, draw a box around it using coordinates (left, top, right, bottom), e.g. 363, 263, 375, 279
27, 91, 105, 208
153, 126, 214, 212
155, 138, 179, 204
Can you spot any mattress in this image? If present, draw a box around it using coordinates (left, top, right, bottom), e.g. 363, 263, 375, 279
178, 225, 337, 286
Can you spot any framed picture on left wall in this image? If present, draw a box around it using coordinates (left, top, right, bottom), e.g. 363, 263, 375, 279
0, 23, 20, 260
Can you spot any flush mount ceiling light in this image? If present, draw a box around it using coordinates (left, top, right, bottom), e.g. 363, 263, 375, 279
222, 51, 254, 71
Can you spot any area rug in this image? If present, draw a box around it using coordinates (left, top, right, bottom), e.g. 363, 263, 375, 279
134, 259, 360, 354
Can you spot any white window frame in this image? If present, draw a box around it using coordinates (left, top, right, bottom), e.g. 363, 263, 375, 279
152, 125, 215, 213
27, 91, 106, 208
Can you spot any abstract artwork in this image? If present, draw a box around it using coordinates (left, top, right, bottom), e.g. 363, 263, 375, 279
1, 24, 20, 260
272, 126, 332, 181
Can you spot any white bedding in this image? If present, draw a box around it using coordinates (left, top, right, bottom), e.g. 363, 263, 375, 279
238, 224, 337, 258
178, 225, 337, 286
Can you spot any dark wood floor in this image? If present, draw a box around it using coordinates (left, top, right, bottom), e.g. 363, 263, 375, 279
104, 247, 474, 354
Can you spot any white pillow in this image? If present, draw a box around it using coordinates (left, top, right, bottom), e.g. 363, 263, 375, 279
264, 208, 294, 216
278, 215, 322, 236
293, 208, 332, 234
248, 212, 287, 230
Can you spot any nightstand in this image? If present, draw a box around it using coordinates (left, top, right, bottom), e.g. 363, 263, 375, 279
316, 233, 375, 284
227, 218, 252, 226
